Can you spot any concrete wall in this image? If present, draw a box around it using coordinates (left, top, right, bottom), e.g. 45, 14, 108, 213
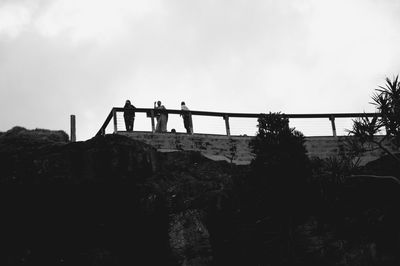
118, 132, 399, 165
119, 132, 254, 164
304, 136, 398, 165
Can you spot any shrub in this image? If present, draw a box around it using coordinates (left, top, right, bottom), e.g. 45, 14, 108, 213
250, 112, 310, 193
348, 76, 400, 163
0, 127, 69, 143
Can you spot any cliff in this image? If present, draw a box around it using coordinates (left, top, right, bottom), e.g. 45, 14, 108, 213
0, 127, 240, 265
0, 127, 399, 266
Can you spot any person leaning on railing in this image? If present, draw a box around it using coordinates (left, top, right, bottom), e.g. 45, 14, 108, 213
154, 101, 168, 133
180, 101, 193, 134
123, 100, 136, 131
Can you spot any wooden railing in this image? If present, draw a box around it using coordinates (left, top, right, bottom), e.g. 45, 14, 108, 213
96, 107, 380, 137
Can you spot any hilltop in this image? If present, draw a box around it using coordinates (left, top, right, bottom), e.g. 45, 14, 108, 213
0, 127, 399, 266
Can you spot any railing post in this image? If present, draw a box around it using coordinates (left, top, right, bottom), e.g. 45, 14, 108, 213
70, 115, 76, 142
329, 115, 337, 137
71, 115, 76, 142
150, 110, 155, 133
224, 115, 230, 136
113, 109, 118, 133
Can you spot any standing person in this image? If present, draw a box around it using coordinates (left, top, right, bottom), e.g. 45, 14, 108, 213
154, 101, 168, 133
123, 100, 136, 131
181, 101, 193, 134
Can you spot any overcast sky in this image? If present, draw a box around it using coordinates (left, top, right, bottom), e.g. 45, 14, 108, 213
1, 0, 400, 140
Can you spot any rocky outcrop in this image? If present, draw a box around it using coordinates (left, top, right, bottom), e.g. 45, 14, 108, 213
169, 210, 212, 265
0, 129, 237, 265
1, 127, 399, 265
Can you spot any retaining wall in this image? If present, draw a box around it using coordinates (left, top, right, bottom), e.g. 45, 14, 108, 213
118, 132, 399, 165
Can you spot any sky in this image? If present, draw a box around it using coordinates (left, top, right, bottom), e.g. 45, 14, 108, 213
1, 0, 400, 140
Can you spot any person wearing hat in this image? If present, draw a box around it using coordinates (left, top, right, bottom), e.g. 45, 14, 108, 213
123, 100, 136, 131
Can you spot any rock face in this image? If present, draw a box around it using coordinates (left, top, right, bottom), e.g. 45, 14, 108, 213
169, 210, 212, 265
0, 128, 237, 265
0, 127, 399, 265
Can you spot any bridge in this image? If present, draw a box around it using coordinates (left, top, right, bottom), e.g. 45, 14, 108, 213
96, 107, 396, 165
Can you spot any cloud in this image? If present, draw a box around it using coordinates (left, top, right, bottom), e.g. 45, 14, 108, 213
0, 1, 33, 38
1, 0, 400, 140
34, 0, 165, 45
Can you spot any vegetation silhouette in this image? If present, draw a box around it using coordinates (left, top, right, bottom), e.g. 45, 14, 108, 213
348, 75, 400, 164
244, 112, 311, 264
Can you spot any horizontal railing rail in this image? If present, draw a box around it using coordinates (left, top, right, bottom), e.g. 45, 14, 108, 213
96, 107, 381, 137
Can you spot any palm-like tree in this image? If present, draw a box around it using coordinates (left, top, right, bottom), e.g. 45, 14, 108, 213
348, 76, 400, 163
373, 76, 400, 138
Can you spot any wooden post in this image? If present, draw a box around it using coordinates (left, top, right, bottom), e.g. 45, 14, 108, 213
329, 115, 337, 137
224, 115, 230, 136
70, 115, 76, 142
150, 110, 155, 133
113, 109, 118, 133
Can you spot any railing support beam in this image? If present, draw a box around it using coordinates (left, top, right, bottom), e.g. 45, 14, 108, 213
329, 115, 337, 137
150, 110, 155, 133
70, 115, 76, 142
224, 115, 231, 136
113, 109, 118, 133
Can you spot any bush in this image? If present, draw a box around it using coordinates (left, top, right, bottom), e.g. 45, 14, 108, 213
250, 112, 310, 196
0, 126, 69, 143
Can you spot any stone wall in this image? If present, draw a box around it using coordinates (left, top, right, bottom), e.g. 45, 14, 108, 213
118, 132, 399, 165
119, 132, 254, 164
304, 136, 398, 165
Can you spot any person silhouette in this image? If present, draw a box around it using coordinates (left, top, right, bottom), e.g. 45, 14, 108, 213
154, 101, 168, 133
180, 101, 193, 134
123, 100, 136, 131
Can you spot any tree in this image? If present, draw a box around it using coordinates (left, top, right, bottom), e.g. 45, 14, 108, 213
249, 112, 311, 263
251, 112, 309, 183
348, 76, 400, 163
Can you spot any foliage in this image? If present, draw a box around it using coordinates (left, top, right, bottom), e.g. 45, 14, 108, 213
247, 112, 311, 263
249, 112, 312, 213
227, 138, 238, 164
0, 127, 69, 149
246, 113, 311, 265
309, 155, 361, 210
349, 115, 381, 144
372, 76, 400, 141
250, 112, 310, 184
319, 156, 361, 183
348, 76, 400, 163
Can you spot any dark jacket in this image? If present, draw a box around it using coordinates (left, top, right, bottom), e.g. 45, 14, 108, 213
124, 103, 136, 118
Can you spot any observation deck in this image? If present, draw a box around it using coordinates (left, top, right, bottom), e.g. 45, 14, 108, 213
97, 108, 396, 165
